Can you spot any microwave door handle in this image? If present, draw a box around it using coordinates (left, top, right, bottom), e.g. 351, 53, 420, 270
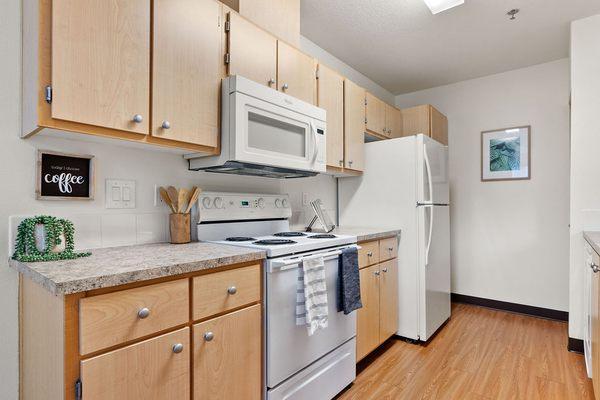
310, 122, 318, 163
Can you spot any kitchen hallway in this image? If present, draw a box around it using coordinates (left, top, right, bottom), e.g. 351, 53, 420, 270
337, 303, 593, 400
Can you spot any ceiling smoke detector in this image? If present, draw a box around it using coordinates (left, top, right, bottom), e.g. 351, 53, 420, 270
507, 9, 519, 20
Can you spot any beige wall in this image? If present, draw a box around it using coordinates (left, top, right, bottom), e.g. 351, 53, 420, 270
396, 59, 571, 312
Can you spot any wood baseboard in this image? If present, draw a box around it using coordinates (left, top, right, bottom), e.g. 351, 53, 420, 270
451, 293, 568, 322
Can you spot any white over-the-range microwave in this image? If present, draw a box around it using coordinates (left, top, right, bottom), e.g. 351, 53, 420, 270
185, 75, 327, 178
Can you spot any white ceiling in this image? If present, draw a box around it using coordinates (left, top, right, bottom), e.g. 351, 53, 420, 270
301, 0, 600, 94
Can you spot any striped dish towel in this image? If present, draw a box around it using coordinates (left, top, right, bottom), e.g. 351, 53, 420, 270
296, 256, 328, 336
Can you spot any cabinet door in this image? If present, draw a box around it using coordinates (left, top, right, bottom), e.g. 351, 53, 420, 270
52, 0, 150, 134
430, 106, 448, 145
194, 305, 262, 400
379, 259, 399, 343
593, 249, 600, 400
365, 93, 386, 136
357, 264, 380, 361
344, 79, 365, 171
277, 41, 317, 105
401, 104, 430, 137
228, 12, 277, 89
387, 105, 404, 138
152, 0, 222, 147
238, 0, 300, 47
317, 64, 344, 168
81, 328, 189, 400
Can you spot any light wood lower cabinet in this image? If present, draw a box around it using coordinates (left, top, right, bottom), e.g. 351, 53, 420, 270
356, 237, 399, 361
81, 328, 190, 400
19, 262, 263, 400
193, 304, 262, 400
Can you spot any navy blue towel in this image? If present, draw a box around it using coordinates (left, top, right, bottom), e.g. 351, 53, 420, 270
338, 247, 362, 314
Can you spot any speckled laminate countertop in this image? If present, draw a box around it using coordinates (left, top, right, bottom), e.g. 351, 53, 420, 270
584, 231, 600, 255
330, 227, 401, 242
8, 242, 265, 296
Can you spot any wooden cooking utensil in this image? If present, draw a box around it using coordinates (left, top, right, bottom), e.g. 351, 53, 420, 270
177, 188, 189, 213
185, 187, 202, 214
159, 187, 176, 213
167, 186, 179, 213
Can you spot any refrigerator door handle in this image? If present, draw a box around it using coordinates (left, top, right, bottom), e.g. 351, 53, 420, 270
424, 144, 434, 204
423, 204, 434, 266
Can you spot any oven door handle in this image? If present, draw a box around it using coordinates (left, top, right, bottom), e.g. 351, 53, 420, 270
269, 245, 360, 272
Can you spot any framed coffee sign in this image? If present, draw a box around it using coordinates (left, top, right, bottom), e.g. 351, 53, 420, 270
36, 150, 95, 200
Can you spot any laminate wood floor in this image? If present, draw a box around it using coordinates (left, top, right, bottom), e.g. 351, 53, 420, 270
337, 303, 594, 400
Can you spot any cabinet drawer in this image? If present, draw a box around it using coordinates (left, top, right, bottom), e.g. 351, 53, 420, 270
81, 327, 190, 400
193, 264, 261, 320
379, 237, 398, 261
193, 304, 262, 400
358, 241, 379, 268
79, 279, 189, 355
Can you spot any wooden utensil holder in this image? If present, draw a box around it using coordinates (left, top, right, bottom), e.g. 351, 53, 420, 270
169, 213, 190, 244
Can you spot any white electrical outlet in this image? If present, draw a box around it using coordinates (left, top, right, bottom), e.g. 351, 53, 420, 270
302, 192, 309, 206
106, 179, 136, 209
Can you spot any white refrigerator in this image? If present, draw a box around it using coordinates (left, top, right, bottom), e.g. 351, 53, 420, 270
339, 134, 450, 341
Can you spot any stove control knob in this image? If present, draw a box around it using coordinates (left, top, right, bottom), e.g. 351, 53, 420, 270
257, 198, 265, 208
214, 197, 224, 209
282, 199, 289, 208
275, 199, 282, 208
202, 197, 212, 209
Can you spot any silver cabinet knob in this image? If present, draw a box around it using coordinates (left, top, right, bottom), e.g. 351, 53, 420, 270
268, 78, 276, 86
367, 252, 373, 257
132, 114, 143, 123
172, 343, 184, 354
204, 332, 214, 342
374, 270, 381, 276
161, 120, 171, 129
282, 83, 289, 90
592, 263, 600, 273
382, 268, 388, 273
137, 307, 150, 319
339, 160, 343, 166
227, 286, 237, 295
388, 247, 394, 251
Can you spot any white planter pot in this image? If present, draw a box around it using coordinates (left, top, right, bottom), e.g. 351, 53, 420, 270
34, 223, 66, 253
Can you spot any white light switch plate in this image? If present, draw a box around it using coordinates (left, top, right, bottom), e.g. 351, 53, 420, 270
106, 179, 136, 209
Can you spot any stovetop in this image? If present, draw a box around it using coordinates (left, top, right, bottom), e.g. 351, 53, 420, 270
211, 232, 357, 258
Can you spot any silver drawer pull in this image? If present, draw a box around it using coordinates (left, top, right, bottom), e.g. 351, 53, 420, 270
204, 332, 214, 342
132, 114, 143, 123
388, 247, 394, 251
172, 343, 184, 354
374, 270, 380, 276
282, 83, 289, 90
137, 307, 150, 319
227, 286, 237, 295
382, 268, 388, 273
161, 120, 171, 129
592, 263, 600, 273
367, 252, 373, 257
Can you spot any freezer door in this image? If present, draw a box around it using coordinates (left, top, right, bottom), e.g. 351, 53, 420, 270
417, 134, 449, 205
417, 204, 451, 341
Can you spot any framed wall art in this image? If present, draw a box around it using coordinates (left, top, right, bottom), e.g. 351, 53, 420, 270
36, 150, 95, 200
481, 126, 530, 181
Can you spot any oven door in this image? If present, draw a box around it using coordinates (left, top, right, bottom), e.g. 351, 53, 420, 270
231, 92, 326, 173
266, 246, 357, 388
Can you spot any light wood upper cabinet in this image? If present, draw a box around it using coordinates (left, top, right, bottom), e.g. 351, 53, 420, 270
52, 0, 150, 134
386, 104, 404, 138
317, 64, 345, 169
152, 0, 222, 147
402, 104, 448, 145
365, 92, 387, 137
194, 304, 262, 400
81, 327, 190, 400
344, 79, 366, 171
277, 41, 317, 105
227, 11, 277, 89
379, 259, 399, 342
357, 264, 381, 361
237, 0, 300, 47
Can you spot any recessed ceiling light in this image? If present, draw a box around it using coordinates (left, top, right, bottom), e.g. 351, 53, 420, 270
423, 0, 465, 14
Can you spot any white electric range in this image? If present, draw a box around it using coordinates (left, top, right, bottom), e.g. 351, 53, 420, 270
195, 192, 358, 400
